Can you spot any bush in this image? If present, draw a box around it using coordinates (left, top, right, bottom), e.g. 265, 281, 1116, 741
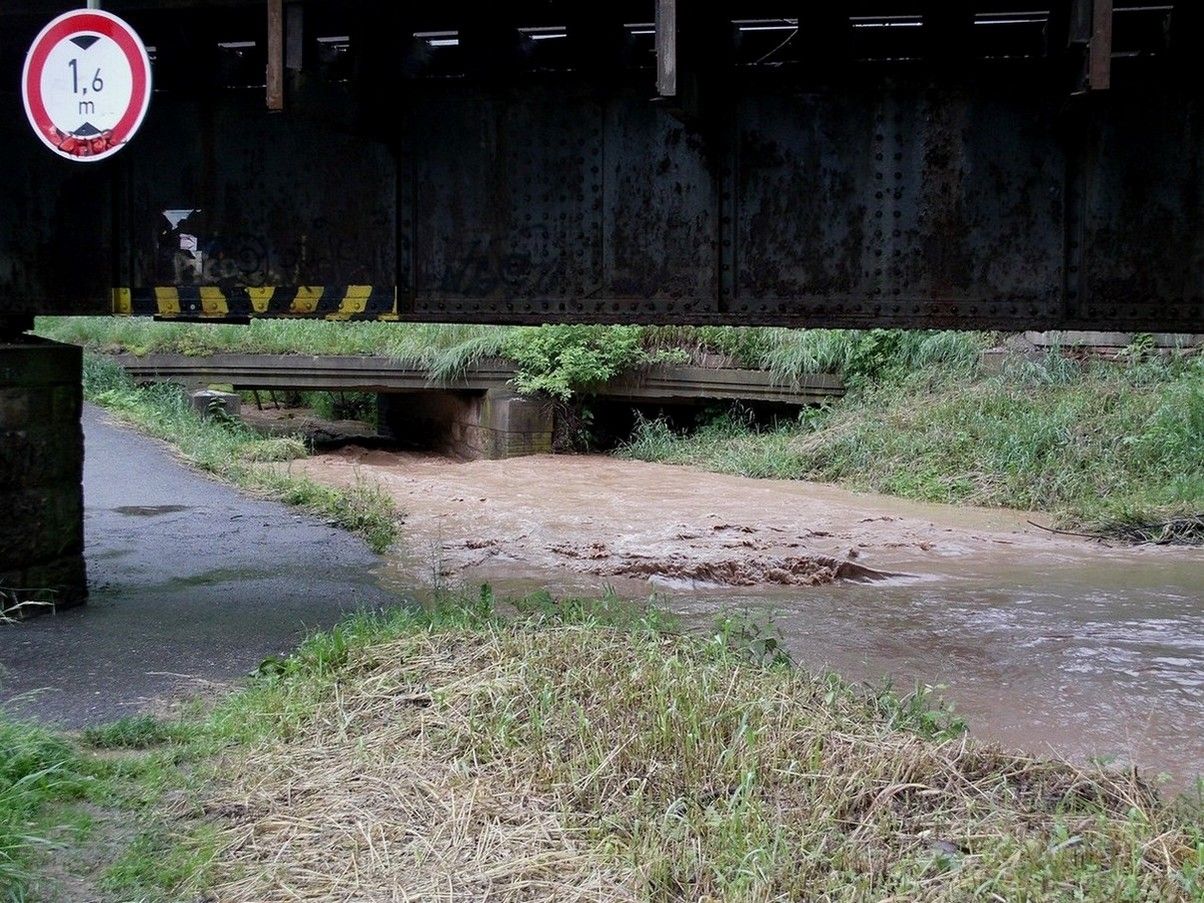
504, 325, 649, 400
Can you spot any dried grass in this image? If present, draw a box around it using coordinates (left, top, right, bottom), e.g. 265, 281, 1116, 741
194, 613, 1202, 902
208, 629, 637, 901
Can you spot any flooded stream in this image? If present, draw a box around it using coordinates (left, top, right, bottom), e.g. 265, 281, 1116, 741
284, 448, 1204, 786
668, 558, 1204, 785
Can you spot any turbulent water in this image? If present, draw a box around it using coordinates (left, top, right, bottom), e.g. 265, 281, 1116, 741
288, 448, 1204, 786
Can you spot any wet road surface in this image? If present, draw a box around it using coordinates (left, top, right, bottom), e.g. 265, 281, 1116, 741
0, 405, 401, 727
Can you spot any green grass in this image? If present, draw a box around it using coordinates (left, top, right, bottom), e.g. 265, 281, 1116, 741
37, 317, 517, 372
81, 355, 399, 552
0, 707, 218, 902
37, 317, 989, 395
621, 351, 1204, 541
642, 325, 988, 387
0, 719, 88, 899
80, 716, 188, 751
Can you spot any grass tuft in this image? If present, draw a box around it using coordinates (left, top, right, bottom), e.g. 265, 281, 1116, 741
239, 436, 308, 463
81, 715, 184, 751
0, 718, 95, 899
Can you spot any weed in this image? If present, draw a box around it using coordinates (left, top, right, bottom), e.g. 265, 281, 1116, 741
870, 679, 969, 741
712, 609, 794, 668
0, 719, 95, 899
503, 324, 649, 400
101, 824, 223, 900
81, 716, 182, 750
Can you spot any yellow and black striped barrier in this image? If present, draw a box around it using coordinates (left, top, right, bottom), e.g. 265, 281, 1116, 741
113, 285, 398, 321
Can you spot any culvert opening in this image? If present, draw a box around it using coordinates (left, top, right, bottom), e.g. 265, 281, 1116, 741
569, 398, 816, 453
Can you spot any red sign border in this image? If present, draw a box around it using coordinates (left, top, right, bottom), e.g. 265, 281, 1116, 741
21, 9, 152, 163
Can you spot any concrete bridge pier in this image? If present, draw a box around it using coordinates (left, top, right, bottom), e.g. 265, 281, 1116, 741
377, 389, 553, 460
0, 326, 86, 615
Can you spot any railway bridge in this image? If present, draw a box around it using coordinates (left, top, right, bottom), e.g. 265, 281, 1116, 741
2, 1, 1202, 608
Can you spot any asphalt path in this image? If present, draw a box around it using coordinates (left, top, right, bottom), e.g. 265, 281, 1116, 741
0, 404, 403, 728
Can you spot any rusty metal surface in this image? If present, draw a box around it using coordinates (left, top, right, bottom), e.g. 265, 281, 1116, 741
124, 93, 397, 291
1, 1, 1202, 331
730, 73, 1067, 325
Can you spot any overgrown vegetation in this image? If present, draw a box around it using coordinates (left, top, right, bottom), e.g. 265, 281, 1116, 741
623, 349, 1204, 541
642, 325, 988, 388
40, 318, 1203, 539
6, 590, 1202, 901
36, 317, 990, 394
38, 317, 521, 379
81, 355, 399, 552
506, 324, 677, 399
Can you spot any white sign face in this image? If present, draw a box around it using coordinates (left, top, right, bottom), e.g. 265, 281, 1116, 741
21, 9, 152, 162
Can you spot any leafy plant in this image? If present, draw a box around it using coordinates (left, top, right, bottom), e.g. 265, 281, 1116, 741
713, 609, 794, 668
504, 325, 648, 400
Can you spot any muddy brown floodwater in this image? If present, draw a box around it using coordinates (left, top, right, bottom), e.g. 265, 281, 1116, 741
283, 448, 1204, 787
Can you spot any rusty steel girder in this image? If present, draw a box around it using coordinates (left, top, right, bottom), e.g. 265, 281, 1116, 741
0, 1, 1201, 331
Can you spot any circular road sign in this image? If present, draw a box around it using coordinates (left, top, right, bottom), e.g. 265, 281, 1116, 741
21, 9, 152, 162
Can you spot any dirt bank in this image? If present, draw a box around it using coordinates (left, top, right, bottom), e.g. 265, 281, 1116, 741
278, 447, 1131, 591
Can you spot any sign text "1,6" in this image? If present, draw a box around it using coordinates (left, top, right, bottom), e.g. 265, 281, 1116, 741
67, 59, 103, 114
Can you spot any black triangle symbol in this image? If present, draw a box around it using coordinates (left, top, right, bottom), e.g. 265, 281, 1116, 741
70, 35, 100, 50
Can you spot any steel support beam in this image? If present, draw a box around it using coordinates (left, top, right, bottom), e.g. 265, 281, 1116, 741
266, 0, 283, 110
655, 0, 676, 98
1088, 0, 1112, 91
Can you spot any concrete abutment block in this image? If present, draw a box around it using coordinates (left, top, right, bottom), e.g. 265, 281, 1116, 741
0, 336, 86, 615
377, 389, 553, 460
190, 389, 241, 419
478, 390, 554, 458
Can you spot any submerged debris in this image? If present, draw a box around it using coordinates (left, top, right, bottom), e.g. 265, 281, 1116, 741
1118, 514, 1204, 546
605, 553, 900, 586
